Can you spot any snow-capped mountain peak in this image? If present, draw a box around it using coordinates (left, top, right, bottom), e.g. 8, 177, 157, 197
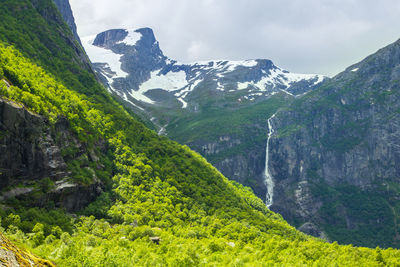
82, 28, 327, 110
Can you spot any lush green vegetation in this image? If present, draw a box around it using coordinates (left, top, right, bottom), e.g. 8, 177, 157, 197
0, 0, 98, 96
0, 232, 54, 266
0, 0, 400, 265
311, 182, 398, 248
3, 41, 398, 265
166, 92, 291, 191
167, 94, 289, 143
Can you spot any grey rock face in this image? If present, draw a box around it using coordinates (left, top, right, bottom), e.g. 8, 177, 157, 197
43, 178, 103, 211
189, 136, 267, 197
93, 29, 129, 48
269, 39, 400, 248
0, 99, 57, 188
298, 222, 327, 239
0, 98, 102, 211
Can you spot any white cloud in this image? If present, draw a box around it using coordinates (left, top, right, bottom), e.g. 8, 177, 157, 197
70, 0, 400, 76
187, 41, 207, 60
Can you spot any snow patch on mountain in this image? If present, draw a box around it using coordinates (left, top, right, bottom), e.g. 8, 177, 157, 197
82, 35, 128, 78
140, 70, 188, 93
128, 88, 155, 104
313, 75, 325, 85
187, 60, 258, 74
226, 60, 258, 71
122, 93, 144, 111
177, 98, 188, 108
117, 29, 142, 46
237, 67, 323, 91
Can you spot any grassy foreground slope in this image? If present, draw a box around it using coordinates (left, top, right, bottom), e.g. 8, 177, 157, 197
1, 39, 399, 267
0, 0, 399, 266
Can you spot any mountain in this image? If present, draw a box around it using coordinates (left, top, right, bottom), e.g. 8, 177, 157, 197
82, 28, 327, 200
268, 38, 400, 248
83, 28, 324, 110
0, 0, 400, 265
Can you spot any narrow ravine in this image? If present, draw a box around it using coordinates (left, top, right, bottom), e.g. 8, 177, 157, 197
264, 113, 277, 208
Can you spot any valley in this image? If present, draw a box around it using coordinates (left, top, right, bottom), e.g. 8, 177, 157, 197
0, 0, 400, 265
82, 27, 326, 201
84, 25, 400, 248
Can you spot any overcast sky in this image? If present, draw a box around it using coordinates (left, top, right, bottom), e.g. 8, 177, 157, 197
70, 0, 400, 76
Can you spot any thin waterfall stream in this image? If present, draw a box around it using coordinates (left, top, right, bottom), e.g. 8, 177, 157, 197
264, 113, 276, 207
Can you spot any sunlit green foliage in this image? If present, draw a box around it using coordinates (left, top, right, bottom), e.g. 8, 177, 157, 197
1, 36, 400, 266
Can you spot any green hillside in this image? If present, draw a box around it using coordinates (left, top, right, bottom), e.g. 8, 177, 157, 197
0, 0, 399, 265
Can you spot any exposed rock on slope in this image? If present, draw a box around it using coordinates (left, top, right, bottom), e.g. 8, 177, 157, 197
269, 38, 400, 248
0, 97, 102, 211
28, 0, 92, 72
0, 98, 66, 188
0, 232, 54, 266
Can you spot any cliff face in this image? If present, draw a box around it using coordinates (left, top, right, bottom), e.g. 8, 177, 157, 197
52, 0, 82, 46
188, 132, 267, 197
269, 39, 400, 248
0, 98, 102, 211
0, 98, 66, 187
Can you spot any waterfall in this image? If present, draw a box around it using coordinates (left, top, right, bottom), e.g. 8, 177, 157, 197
264, 113, 276, 208
158, 124, 168, 135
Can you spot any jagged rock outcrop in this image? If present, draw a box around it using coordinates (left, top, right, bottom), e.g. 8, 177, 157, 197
0, 98, 102, 211
0, 98, 66, 188
269, 38, 400, 248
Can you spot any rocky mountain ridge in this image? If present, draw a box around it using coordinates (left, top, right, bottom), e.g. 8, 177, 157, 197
268, 38, 400, 247
83, 28, 325, 111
